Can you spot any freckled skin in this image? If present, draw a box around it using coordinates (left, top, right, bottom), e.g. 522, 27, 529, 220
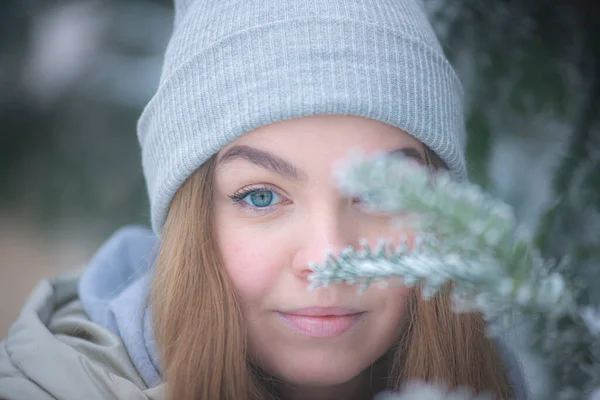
213, 115, 424, 398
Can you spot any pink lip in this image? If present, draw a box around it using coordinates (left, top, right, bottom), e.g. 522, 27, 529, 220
277, 307, 364, 338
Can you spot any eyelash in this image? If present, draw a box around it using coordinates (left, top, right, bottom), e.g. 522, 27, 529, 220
228, 184, 288, 213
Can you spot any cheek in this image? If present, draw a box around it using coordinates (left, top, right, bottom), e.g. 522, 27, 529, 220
372, 284, 411, 318
218, 229, 284, 304
366, 285, 412, 346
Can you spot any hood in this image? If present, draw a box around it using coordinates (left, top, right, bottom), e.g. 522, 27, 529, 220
78, 225, 161, 388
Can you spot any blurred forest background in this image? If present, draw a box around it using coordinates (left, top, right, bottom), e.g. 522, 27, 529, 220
0, 0, 598, 397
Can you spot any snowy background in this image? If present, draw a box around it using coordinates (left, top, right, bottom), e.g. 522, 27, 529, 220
1, 1, 598, 398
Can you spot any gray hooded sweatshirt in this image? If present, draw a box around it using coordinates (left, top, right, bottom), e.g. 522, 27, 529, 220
0, 226, 528, 399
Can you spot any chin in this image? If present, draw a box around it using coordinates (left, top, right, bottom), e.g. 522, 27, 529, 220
278, 369, 362, 388
266, 353, 371, 387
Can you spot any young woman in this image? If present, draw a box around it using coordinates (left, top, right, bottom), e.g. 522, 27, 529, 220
0, 1, 527, 399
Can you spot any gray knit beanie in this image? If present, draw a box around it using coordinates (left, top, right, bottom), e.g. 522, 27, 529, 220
137, 0, 467, 234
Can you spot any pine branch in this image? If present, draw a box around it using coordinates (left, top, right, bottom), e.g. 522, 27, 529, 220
307, 152, 600, 399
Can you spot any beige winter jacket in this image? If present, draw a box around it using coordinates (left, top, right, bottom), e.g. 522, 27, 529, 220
0, 272, 164, 400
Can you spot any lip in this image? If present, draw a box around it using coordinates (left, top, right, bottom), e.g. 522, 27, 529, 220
277, 307, 364, 338
283, 307, 362, 316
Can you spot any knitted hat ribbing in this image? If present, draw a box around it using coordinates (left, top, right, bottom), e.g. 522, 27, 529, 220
137, 0, 467, 234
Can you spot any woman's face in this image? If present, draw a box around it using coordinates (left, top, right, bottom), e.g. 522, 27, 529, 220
213, 115, 424, 391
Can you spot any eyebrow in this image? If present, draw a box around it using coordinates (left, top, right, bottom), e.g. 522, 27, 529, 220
217, 144, 425, 181
389, 147, 426, 165
218, 145, 308, 182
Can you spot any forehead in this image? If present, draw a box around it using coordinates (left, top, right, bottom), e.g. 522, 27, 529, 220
220, 115, 423, 157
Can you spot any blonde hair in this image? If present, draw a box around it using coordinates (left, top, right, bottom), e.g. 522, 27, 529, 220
151, 146, 515, 400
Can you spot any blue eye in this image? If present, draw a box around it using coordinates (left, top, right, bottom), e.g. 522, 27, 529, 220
240, 189, 282, 208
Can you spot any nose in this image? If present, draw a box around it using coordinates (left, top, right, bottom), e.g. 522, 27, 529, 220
291, 209, 358, 280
